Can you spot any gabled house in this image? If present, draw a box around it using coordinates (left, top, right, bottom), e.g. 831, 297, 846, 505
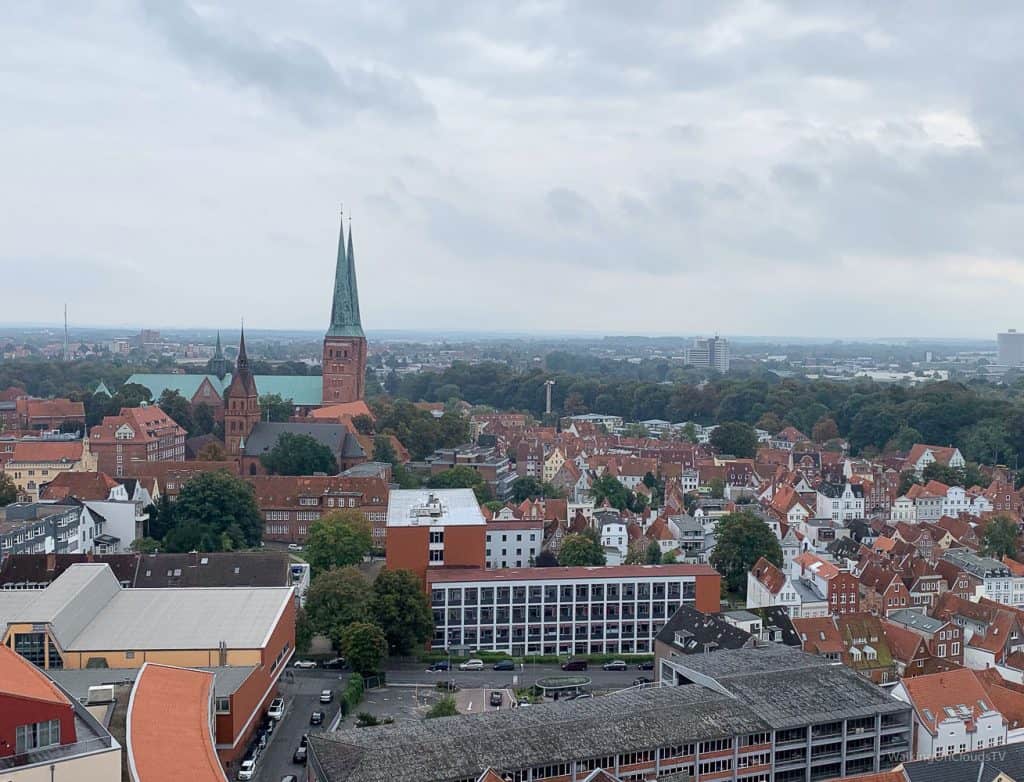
905, 444, 966, 479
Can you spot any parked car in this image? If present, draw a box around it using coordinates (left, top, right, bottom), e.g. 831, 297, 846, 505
323, 657, 347, 669
426, 660, 450, 672
281, 776, 299, 782
310, 711, 325, 726
287, 543, 303, 552
633, 676, 652, 686
492, 659, 515, 671
602, 660, 627, 671
293, 659, 317, 669
268, 697, 285, 720
459, 658, 484, 671
237, 759, 256, 781
636, 660, 654, 670
319, 689, 333, 703
560, 659, 588, 671
489, 691, 503, 707
293, 745, 307, 764
299, 734, 308, 748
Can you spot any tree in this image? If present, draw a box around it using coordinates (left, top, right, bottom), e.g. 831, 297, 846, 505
339, 622, 387, 675
157, 389, 194, 435
372, 435, 398, 465
0, 473, 17, 506
981, 515, 1020, 559
708, 477, 725, 499
305, 566, 372, 637
192, 402, 216, 436
260, 432, 338, 476
259, 393, 294, 423
370, 569, 433, 654
425, 695, 458, 719
305, 510, 373, 574
197, 441, 228, 461
351, 414, 375, 435
296, 606, 314, 654
590, 474, 629, 510
558, 533, 606, 566
710, 510, 783, 595
165, 470, 262, 551
811, 417, 840, 443
426, 465, 492, 503
534, 550, 559, 567
130, 536, 160, 553
645, 539, 662, 564
661, 550, 679, 564
709, 421, 758, 459
885, 426, 923, 453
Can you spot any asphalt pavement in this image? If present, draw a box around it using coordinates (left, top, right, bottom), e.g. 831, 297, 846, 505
250, 668, 346, 782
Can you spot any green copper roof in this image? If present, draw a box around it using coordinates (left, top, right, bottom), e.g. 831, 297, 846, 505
126, 374, 324, 406
327, 216, 365, 338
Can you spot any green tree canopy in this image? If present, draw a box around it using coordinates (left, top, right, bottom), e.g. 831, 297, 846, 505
709, 421, 758, 459
339, 621, 387, 675
305, 566, 373, 637
0, 474, 17, 506
558, 533, 606, 566
305, 510, 373, 574
351, 414, 375, 435
260, 432, 339, 476
157, 389, 194, 435
645, 539, 662, 564
426, 695, 458, 719
163, 470, 262, 551
259, 393, 294, 423
590, 474, 630, 510
981, 515, 1020, 560
370, 569, 433, 654
710, 510, 783, 595
426, 465, 492, 503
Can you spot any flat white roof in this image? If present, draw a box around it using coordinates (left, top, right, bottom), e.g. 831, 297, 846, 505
386, 489, 486, 528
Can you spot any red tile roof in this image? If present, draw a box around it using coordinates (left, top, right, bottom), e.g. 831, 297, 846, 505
10, 440, 84, 463
750, 556, 786, 595
39, 471, 119, 501
24, 398, 85, 420
899, 668, 997, 736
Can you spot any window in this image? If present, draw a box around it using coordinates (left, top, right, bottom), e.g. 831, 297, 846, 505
16, 719, 60, 753
215, 696, 230, 713
429, 530, 444, 544
429, 550, 444, 562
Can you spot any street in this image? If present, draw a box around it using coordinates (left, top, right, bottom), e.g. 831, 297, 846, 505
250, 668, 346, 782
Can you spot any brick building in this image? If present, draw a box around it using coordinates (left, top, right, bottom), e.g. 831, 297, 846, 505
2, 437, 98, 501
89, 404, 186, 477
249, 474, 389, 546
223, 329, 261, 457
386, 489, 487, 583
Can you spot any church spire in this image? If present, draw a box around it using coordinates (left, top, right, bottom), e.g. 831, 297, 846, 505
214, 331, 223, 358
237, 324, 249, 370
328, 208, 365, 338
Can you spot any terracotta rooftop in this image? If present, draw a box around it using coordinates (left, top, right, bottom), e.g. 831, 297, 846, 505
0, 641, 70, 705
127, 663, 227, 782
10, 440, 84, 463
39, 470, 119, 501
899, 668, 997, 736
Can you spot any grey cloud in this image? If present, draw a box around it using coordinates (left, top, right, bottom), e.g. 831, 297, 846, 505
772, 163, 821, 192
139, 0, 434, 123
545, 188, 596, 226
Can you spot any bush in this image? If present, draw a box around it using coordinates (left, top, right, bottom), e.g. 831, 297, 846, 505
426, 695, 458, 719
341, 674, 365, 714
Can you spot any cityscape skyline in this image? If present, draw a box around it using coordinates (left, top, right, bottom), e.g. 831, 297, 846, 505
3, 3, 1024, 337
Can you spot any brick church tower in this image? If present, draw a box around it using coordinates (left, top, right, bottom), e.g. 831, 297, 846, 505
224, 327, 261, 455
322, 214, 367, 405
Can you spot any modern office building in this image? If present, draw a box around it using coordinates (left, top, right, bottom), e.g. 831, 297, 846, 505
427, 564, 720, 656
998, 329, 1024, 366
684, 336, 730, 373
308, 645, 911, 782
386, 489, 488, 583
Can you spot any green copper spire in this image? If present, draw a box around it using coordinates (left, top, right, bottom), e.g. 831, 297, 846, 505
328, 211, 365, 338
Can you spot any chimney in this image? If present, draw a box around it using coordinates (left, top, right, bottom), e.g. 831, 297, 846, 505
189, 550, 199, 567
46, 552, 57, 574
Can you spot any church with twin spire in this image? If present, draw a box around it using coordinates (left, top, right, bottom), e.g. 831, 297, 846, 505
125, 211, 370, 462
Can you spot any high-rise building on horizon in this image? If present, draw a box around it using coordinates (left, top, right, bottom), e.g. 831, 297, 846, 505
684, 335, 730, 372
322, 213, 368, 405
998, 329, 1024, 366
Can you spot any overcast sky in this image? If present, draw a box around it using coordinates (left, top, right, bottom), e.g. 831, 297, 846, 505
2, 2, 1022, 338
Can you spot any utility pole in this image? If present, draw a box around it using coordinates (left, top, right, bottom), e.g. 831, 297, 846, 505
544, 379, 555, 415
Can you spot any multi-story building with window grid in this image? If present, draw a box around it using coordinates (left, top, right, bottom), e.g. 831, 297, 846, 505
307, 645, 911, 782
427, 564, 720, 656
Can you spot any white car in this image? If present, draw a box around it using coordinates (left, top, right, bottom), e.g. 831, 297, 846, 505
459, 658, 484, 671
288, 543, 304, 551
268, 697, 285, 720
293, 660, 317, 669
237, 759, 256, 780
